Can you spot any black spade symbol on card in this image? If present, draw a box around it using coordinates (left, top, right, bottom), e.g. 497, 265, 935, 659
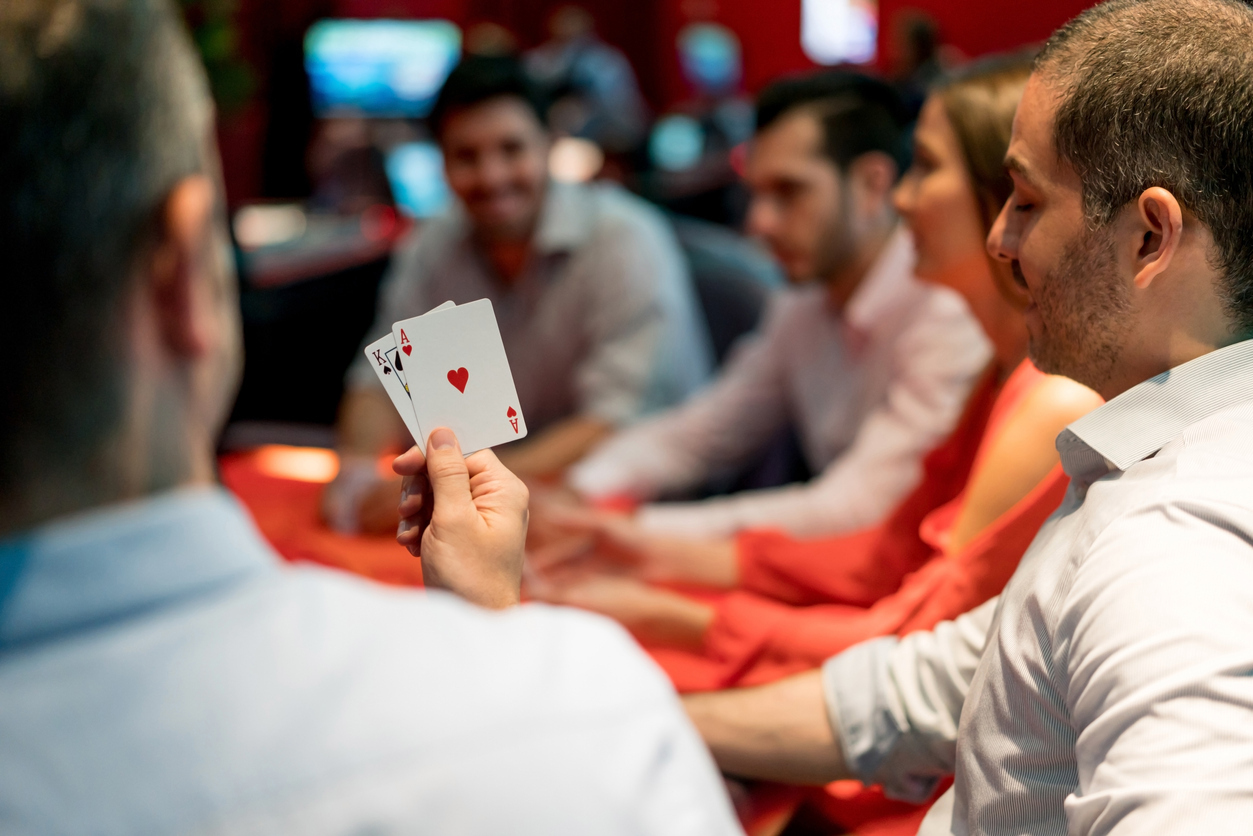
394, 355, 403, 372
383, 366, 392, 375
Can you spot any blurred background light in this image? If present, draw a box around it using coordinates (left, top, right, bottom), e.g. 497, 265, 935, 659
384, 141, 451, 218
253, 446, 340, 483
548, 136, 606, 183
649, 114, 706, 172
234, 204, 307, 249
802, 0, 879, 65
304, 20, 461, 118
677, 23, 742, 95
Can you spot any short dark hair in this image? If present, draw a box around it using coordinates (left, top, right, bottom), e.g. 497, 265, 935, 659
1036, 0, 1253, 332
754, 72, 910, 175
429, 55, 547, 137
0, 0, 211, 499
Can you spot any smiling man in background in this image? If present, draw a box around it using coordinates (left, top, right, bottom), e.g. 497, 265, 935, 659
329, 55, 712, 534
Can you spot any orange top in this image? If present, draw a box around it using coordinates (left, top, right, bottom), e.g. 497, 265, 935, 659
648, 360, 1069, 693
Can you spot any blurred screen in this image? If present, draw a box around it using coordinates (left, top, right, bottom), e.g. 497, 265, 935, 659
385, 141, 452, 218
802, 0, 877, 65
305, 20, 461, 118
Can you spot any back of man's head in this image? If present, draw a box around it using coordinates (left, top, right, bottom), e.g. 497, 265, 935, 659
429, 55, 547, 138
754, 72, 909, 176
0, 0, 212, 514
1035, 0, 1253, 331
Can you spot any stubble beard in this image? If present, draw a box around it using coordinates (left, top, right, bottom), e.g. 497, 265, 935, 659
1028, 225, 1131, 392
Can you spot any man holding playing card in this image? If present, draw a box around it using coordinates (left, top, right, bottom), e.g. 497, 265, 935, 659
566, 74, 991, 539
330, 55, 712, 534
0, 4, 741, 832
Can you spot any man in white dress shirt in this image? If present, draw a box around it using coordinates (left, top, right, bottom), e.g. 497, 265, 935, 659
682, 1, 1253, 833
568, 74, 990, 539
0, 4, 741, 833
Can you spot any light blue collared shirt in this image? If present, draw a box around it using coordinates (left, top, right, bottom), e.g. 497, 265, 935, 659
823, 339, 1253, 835
0, 488, 741, 835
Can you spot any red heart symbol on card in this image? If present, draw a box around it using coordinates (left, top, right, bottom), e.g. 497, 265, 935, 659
447, 367, 469, 392
402, 345, 412, 356
507, 406, 517, 417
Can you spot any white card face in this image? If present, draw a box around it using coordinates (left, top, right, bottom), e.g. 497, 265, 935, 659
362, 333, 424, 446
391, 300, 455, 389
392, 298, 527, 455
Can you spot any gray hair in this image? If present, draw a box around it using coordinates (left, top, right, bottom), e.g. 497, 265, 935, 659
0, 0, 212, 495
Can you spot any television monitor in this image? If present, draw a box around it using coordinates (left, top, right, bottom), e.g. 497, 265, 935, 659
305, 19, 461, 118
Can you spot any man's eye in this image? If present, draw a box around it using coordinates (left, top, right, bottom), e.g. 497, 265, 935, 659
1013, 202, 1035, 213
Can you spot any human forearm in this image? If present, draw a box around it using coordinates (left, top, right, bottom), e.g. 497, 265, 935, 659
495, 415, 614, 480
643, 535, 739, 588
683, 671, 850, 785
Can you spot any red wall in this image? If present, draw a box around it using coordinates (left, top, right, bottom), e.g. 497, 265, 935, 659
217, 0, 1099, 202
657, 0, 1098, 105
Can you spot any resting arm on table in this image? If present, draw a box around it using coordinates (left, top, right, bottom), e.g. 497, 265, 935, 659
324, 387, 410, 534
628, 290, 992, 540
567, 301, 792, 506
685, 598, 995, 798
494, 414, 614, 481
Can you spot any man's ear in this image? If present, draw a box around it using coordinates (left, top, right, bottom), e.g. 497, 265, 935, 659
1131, 186, 1184, 290
847, 151, 899, 212
148, 175, 217, 358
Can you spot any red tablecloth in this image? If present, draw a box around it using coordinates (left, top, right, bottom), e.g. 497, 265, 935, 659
219, 449, 425, 587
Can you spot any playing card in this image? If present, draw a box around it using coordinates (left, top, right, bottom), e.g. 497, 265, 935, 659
362, 333, 424, 445
391, 300, 455, 389
391, 298, 527, 454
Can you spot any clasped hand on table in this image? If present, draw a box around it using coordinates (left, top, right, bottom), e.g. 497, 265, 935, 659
392, 439, 728, 648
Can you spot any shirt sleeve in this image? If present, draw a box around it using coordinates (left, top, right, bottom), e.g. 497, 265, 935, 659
630, 294, 991, 539
567, 301, 791, 500
822, 597, 997, 803
1060, 499, 1253, 834
570, 210, 713, 427
343, 228, 433, 392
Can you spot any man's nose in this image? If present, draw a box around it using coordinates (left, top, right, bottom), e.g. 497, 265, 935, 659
986, 199, 1016, 262
476, 153, 512, 190
745, 198, 776, 239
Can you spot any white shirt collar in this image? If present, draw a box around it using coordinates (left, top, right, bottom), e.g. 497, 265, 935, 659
844, 226, 917, 332
0, 487, 277, 649
1059, 338, 1253, 479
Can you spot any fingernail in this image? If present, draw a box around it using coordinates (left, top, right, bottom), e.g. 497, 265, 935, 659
400, 484, 410, 503
430, 428, 456, 451
398, 518, 411, 537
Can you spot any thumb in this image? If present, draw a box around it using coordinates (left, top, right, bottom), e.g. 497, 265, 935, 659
424, 427, 473, 516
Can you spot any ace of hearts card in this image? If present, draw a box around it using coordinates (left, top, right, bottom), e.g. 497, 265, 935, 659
391, 298, 527, 454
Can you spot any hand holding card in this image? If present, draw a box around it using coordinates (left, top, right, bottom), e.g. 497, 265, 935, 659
395, 428, 529, 609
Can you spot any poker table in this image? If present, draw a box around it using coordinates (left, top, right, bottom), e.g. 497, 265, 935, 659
219, 445, 424, 587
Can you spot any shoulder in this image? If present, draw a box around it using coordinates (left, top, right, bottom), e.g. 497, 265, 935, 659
1009, 373, 1106, 441
766, 285, 826, 323
286, 568, 677, 709
978, 373, 1102, 481
581, 183, 675, 245
396, 206, 466, 268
